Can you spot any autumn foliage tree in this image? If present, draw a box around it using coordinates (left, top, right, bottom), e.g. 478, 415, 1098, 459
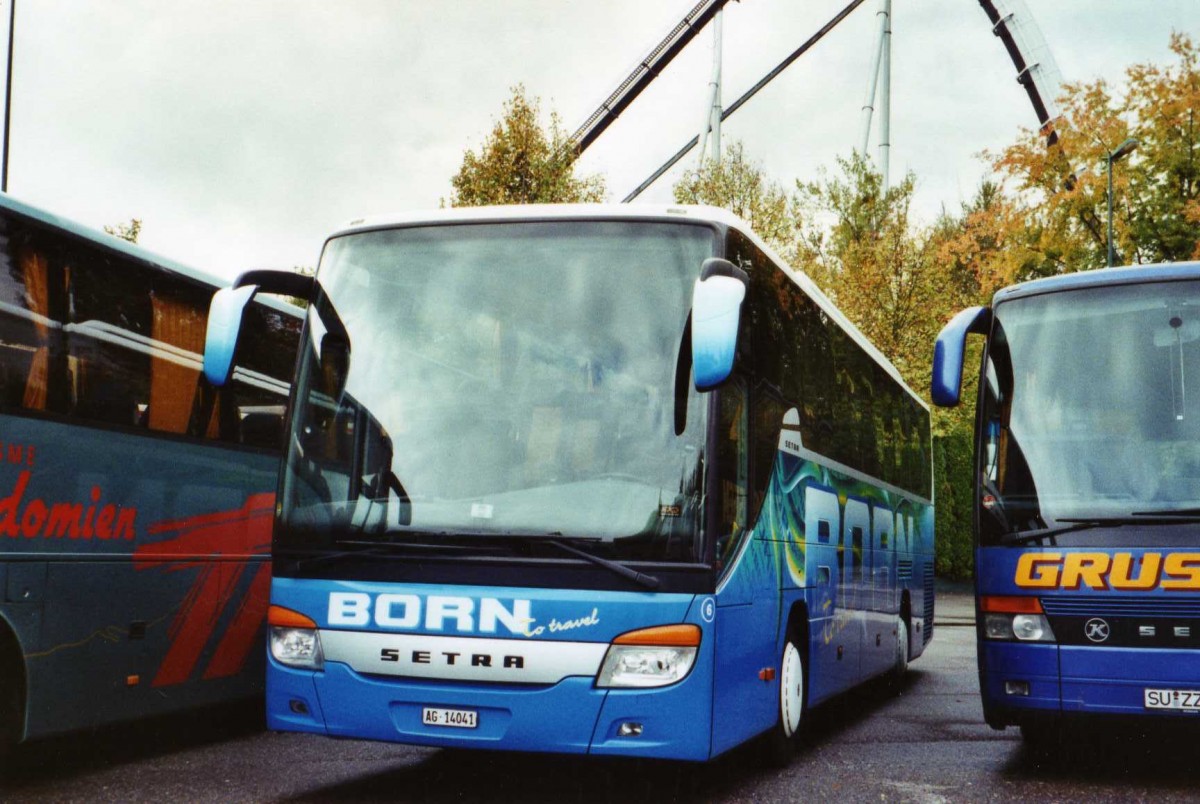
968, 33, 1200, 286
448, 86, 606, 206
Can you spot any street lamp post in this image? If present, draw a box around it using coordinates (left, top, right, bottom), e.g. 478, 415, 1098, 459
1106, 136, 1139, 267
1, 0, 13, 193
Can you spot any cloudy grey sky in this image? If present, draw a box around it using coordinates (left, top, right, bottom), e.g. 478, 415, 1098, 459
7, 1, 1198, 281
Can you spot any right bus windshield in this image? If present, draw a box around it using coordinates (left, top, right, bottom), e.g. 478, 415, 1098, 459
980, 280, 1200, 541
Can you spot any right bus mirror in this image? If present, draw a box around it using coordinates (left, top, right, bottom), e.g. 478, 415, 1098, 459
692, 258, 748, 392
931, 306, 992, 407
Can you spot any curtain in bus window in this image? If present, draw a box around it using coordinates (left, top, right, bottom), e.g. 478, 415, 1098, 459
149, 292, 209, 434
20, 249, 50, 410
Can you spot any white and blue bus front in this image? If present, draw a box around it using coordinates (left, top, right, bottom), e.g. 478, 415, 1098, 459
222, 211, 746, 760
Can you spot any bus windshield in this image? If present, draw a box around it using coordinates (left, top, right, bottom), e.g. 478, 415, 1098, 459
980, 280, 1200, 541
279, 220, 712, 564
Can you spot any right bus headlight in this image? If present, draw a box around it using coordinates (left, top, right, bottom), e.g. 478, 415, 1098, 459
596, 624, 701, 688
981, 596, 1056, 642
268, 605, 326, 670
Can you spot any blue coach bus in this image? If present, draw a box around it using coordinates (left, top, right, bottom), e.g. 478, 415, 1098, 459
933, 263, 1200, 747
205, 205, 934, 762
0, 193, 299, 753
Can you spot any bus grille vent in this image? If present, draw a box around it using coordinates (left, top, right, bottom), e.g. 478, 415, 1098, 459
923, 562, 935, 645
1041, 596, 1200, 618
898, 560, 914, 582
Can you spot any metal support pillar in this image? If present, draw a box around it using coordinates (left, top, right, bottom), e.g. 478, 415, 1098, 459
696, 9, 723, 167
858, 0, 891, 190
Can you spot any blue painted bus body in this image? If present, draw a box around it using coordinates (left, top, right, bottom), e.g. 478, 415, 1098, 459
933, 262, 1200, 734
1, 417, 277, 739
977, 546, 1200, 726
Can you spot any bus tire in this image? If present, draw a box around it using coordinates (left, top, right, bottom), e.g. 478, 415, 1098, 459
0, 636, 22, 765
764, 630, 805, 767
892, 616, 910, 682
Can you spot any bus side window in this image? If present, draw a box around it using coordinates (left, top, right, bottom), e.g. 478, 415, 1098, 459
67, 245, 152, 428
148, 288, 213, 435
0, 230, 69, 413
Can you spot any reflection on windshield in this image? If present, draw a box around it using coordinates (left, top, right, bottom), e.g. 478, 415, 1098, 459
980, 281, 1200, 543
280, 220, 712, 564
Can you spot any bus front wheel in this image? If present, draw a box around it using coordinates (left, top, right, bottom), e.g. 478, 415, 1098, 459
892, 617, 910, 681
764, 633, 805, 766
0, 642, 21, 763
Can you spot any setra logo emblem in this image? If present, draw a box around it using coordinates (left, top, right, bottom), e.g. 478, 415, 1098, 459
1084, 618, 1111, 643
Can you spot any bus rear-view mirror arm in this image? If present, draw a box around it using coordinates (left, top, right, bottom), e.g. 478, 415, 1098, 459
691, 258, 748, 393
931, 306, 992, 407
204, 269, 348, 388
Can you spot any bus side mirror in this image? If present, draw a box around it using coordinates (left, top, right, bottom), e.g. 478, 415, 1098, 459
204, 285, 258, 386
204, 269, 317, 387
931, 305, 991, 407
692, 258, 748, 392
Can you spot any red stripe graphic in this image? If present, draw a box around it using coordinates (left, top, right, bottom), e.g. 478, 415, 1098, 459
137, 493, 275, 687
204, 562, 272, 680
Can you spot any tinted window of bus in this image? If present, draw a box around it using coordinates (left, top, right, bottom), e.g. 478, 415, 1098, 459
0, 209, 297, 449
0, 213, 69, 413
730, 229, 930, 499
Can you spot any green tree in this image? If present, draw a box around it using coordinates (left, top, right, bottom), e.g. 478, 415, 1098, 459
672, 141, 798, 256
794, 154, 944, 391
448, 86, 606, 206
104, 218, 141, 244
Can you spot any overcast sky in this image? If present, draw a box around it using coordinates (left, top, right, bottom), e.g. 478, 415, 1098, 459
7, 1, 1199, 281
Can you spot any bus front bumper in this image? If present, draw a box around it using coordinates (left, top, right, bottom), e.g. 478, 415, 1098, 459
982, 642, 1200, 726
267, 660, 714, 761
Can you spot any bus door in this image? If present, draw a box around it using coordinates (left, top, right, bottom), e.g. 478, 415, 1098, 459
711, 379, 778, 756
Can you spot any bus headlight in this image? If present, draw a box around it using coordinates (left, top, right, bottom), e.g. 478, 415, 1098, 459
268, 605, 325, 670
981, 596, 1055, 643
596, 624, 700, 688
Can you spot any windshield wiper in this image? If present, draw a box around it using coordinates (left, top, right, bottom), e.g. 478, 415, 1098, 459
286, 538, 491, 571
284, 535, 662, 590
1005, 520, 1112, 546
534, 537, 661, 591
1007, 514, 1200, 546
1130, 508, 1200, 517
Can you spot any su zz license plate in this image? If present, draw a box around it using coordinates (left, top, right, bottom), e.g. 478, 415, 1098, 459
1144, 689, 1200, 711
422, 707, 478, 729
